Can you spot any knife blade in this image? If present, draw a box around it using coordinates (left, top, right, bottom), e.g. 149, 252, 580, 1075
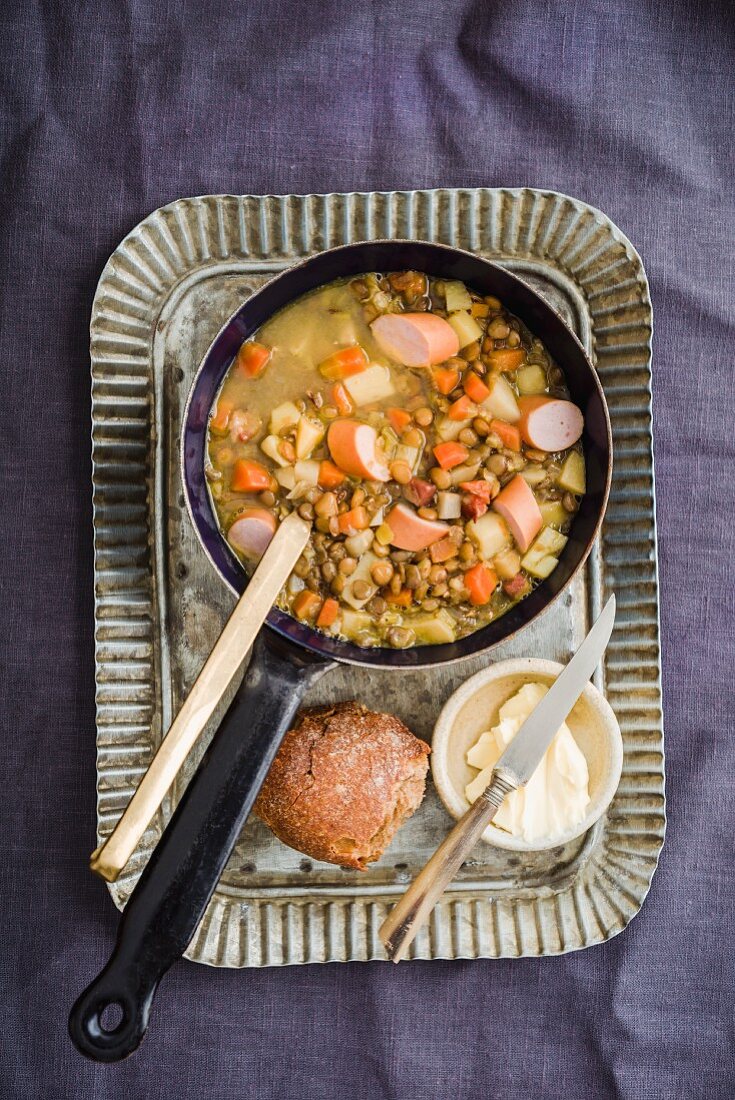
492, 594, 616, 788
379, 593, 616, 962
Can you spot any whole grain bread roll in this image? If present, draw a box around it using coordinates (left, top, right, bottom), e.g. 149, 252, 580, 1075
254, 701, 430, 870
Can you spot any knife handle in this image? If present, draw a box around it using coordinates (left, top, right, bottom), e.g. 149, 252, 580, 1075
379, 773, 516, 962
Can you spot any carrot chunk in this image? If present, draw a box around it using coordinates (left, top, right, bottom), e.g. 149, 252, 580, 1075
463, 373, 491, 404
210, 399, 233, 433
337, 506, 369, 534
385, 588, 413, 607
236, 341, 271, 378
318, 460, 346, 489
489, 419, 521, 451
431, 366, 460, 395
465, 563, 499, 606
486, 348, 526, 373
387, 407, 412, 433
316, 597, 340, 628
292, 590, 322, 620
330, 382, 354, 416
448, 394, 476, 421
230, 459, 275, 493
433, 441, 470, 470
318, 346, 368, 381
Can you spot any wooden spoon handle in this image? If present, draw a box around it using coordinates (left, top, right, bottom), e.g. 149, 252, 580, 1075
379, 773, 516, 962
89, 513, 311, 883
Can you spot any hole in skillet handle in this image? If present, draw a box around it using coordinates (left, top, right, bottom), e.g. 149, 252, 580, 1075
68, 961, 155, 1062
68, 631, 335, 1062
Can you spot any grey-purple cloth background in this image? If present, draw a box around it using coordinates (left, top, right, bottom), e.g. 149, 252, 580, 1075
1, 0, 733, 1097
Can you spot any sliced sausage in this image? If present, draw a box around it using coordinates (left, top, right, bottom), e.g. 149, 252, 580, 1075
491, 475, 542, 553
385, 502, 449, 551
517, 396, 584, 451
371, 313, 460, 367
327, 419, 390, 481
227, 509, 277, 560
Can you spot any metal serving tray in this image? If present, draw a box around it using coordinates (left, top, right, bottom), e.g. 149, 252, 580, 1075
90, 188, 664, 966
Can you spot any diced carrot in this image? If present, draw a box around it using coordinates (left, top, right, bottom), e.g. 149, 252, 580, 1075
316, 597, 339, 628
470, 302, 490, 318
463, 373, 491, 404
465, 563, 499, 606
292, 590, 322, 621
433, 441, 469, 470
330, 382, 354, 416
490, 419, 522, 451
210, 399, 233, 433
318, 346, 368, 381
236, 342, 271, 378
431, 366, 460, 395
459, 479, 493, 500
429, 537, 459, 563
486, 348, 526, 373
386, 588, 413, 607
337, 506, 369, 534
318, 460, 346, 489
387, 407, 412, 433
230, 459, 275, 493
448, 394, 476, 421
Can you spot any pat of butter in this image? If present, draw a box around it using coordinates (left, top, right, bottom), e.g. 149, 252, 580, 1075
465, 682, 590, 843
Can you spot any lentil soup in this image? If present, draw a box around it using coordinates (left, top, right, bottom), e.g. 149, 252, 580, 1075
205, 272, 586, 649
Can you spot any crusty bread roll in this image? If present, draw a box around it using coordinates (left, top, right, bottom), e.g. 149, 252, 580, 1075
254, 701, 430, 870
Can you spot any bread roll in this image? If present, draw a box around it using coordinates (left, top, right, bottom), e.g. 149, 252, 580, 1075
254, 701, 430, 870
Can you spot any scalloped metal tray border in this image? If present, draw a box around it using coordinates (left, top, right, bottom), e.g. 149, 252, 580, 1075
90, 188, 664, 966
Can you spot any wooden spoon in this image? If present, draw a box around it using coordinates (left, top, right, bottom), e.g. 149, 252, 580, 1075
89, 512, 311, 882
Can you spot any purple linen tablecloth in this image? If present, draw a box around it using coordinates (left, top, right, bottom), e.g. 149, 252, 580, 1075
1, 1, 733, 1097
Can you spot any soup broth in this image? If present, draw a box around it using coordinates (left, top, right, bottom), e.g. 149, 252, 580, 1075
205, 272, 586, 648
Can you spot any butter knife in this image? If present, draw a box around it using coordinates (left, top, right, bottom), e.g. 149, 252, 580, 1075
379, 595, 616, 962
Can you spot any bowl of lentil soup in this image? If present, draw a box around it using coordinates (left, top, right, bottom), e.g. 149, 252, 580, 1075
183, 240, 612, 667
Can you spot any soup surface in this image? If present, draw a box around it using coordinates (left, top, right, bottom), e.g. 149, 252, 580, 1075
205, 272, 586, 648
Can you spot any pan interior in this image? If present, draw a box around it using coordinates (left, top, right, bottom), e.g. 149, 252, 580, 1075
181, 240, 611, 669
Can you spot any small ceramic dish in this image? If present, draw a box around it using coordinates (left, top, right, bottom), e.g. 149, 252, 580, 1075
431, 657, 623, 852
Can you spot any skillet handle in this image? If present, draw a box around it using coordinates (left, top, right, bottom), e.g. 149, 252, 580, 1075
69, 631, 334, 1062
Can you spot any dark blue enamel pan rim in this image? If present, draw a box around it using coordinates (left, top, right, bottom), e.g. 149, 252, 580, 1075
182, 240, 612, 669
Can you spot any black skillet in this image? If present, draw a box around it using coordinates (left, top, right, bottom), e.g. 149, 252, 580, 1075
69, 241, 612, 1061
